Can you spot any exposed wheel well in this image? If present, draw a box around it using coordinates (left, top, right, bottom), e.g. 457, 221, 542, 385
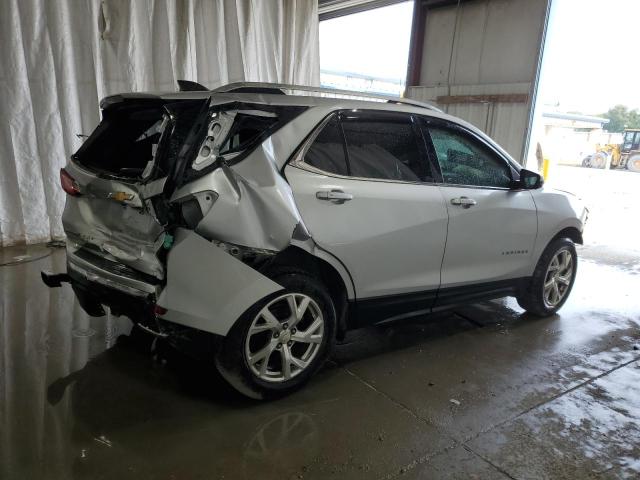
552, 227, 583, 245
264, 246, 349, 340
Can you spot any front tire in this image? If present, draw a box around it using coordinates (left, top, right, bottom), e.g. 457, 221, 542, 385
517, 238, 577, 316
215, 269, 336, 399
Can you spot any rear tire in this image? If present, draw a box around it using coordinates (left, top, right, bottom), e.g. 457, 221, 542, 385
517, 238, 577, 317
627, 153, 640, 173
215, 268, 336, 399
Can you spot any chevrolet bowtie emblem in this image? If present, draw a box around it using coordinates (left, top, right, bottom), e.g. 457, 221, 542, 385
108, 191, 135, 202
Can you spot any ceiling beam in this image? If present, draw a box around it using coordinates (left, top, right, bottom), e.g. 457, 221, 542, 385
436, 94, 530, 104
318, 0, 408, 21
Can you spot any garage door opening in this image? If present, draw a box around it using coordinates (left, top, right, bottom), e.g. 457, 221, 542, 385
319, 1, 414, 96
528, 0, 640, 259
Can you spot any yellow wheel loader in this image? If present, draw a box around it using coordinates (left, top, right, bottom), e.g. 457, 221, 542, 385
582, 128, 640, 172
620, 129, 640, 172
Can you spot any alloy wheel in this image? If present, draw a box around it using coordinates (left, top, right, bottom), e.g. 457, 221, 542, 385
543, 249, 574, 308
244, 293, 324, 383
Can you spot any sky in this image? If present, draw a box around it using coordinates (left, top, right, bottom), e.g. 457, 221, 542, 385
319, 1, 414, 82
319, 0, 640, 115
536, 0, 640, 114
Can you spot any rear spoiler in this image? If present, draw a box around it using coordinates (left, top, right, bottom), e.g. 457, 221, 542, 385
98, 80, 209, 109
177, 80, 208, 92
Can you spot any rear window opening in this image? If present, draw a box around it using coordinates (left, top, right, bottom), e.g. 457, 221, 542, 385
184, 103, 306, 182
74, 105, 165, 179
73, 100, 204, 180
219, 111, 279, 156
74, 99, 306, 183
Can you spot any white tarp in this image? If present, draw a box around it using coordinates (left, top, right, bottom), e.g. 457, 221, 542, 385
0, 0, 320, 246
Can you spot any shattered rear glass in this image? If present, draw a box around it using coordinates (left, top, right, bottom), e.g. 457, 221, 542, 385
189, 104, 306, 176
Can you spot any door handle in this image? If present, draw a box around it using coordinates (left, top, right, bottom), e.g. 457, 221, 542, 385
450, 196, 477, 208
316, 189, 353, 204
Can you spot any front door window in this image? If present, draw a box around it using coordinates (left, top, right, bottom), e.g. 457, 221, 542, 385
425, 125, 512, 188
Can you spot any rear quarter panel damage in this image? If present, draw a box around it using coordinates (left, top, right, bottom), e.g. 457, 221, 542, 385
171, 127, 310, 253
164, 105, 364, 329
156, 228, 283, 336
166, 123, 357, 331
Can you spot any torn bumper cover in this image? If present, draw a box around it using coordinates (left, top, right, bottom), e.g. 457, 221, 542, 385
154, 228, 283, 335
43, 228, 284, 337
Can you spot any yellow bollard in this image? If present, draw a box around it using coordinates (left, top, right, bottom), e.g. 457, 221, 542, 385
542, 157, 550, 181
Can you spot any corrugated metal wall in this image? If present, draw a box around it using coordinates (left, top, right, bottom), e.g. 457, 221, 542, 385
407, 82, 530, 161
406, 0, 550, 163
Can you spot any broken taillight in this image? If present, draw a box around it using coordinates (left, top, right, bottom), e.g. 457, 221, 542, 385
153, 305, 168, 316
60, 168, 81, 196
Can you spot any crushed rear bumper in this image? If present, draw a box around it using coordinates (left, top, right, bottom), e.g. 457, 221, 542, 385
42, 252, 157, 321
42, 229, 284, 337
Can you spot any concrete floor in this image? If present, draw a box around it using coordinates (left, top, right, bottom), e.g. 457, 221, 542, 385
2, 166, 639, 480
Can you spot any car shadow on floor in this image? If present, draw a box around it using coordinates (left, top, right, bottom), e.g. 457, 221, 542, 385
333, 299, 539, 366
47, 333, 253, 414
46, 299, 540, 424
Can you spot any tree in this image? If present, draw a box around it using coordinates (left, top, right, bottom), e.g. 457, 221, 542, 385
601, 105, 640, 132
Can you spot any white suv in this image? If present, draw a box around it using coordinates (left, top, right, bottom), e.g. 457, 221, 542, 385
43, 82, 587, 398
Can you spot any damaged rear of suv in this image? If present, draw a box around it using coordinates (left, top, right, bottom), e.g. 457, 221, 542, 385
44, 85, 348, 399
44, 82, 587, 399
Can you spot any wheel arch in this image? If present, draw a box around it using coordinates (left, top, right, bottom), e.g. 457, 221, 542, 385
265, 245, 352, 339
552, 226, 583, 245
528, 223, 583, 278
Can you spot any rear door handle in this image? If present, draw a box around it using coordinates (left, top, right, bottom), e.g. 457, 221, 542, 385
316, 189, 353, 204
450, 196, 477, 208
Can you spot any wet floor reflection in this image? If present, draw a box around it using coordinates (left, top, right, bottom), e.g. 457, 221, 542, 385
0, 245, 443, 479
2, 244, 639, 479
242, 412, 320, 478
466, 361, 640, 478
0, 245, 131, 479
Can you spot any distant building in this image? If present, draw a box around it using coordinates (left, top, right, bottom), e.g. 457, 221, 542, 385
541, 111, 622, 166
320, 69, 405, 97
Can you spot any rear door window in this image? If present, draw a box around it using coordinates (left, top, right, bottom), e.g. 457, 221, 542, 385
340, 112, 432, 182
304, 116, 349, 176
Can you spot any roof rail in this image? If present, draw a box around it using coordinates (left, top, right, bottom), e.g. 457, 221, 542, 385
211, 82, 443, 113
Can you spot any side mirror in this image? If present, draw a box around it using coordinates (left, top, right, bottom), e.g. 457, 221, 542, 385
516, 168, 543, 189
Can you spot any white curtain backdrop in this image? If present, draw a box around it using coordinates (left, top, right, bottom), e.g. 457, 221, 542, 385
0, 0, 320, 247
